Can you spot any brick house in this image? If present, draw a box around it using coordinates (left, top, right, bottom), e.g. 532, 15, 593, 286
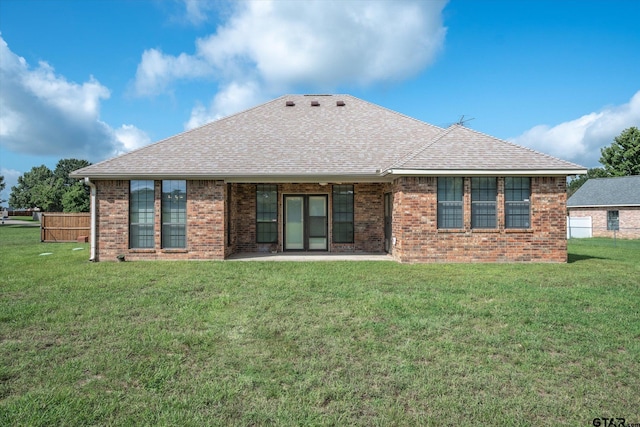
70, 94, 586, 262
567, 175, 640, 238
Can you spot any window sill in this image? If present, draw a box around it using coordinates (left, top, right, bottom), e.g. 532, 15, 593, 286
471, 229, 500, 233
505, 228, 533, 233
437, 229, 466, 233
161, 249, 188, 253
129, 249, 156, 253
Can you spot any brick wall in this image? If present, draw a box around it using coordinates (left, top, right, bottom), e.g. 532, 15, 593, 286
231, 183, 387, 253
93, 177, 569, 262
95, 180, 129, 261
568, 206, 640, 239
224, 183, 237, 257
185, 180, 225, 259
231, 183, 258, 253
390, 176, 568, 263
353, 183, 389, 252
94, 180, 225, 261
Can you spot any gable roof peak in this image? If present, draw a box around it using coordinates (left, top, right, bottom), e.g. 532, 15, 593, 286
387, 125, 456, 171
70, 94, 586, 180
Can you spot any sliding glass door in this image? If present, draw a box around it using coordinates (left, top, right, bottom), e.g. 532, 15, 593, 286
284, 195, 327, 251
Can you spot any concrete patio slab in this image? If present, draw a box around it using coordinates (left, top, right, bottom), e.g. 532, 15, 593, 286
227, 252, 394, 262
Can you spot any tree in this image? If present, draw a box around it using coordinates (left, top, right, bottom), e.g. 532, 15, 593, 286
599, 126, 640, 176
9, 165, 57, 210
62, 182, 91, 212
9, 159, 91, 212
54, 158, 91, 212
54, 158, 91, 187
0, 175, 6, 207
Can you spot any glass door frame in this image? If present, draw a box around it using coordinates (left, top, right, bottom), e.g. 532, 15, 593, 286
283, 194, 328, 251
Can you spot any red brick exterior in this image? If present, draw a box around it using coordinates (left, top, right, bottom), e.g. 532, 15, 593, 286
567, 206, 640, 239
228, 183, 388, 254
94, 180, 129, 261
94, 180, 225, 261
92, 177, 569, 262
390, 176, 567, 263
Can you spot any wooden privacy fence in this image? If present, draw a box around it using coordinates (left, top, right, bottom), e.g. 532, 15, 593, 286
41, 212, 91, 243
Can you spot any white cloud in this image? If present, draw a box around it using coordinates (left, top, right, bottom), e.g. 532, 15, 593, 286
185, 81, 261, 129
0, 35, 150, 162
132, 48, 212, 97
113, 124, 153, 154
511, 90, 640, 168
183, 0, 209, 25
181, 0, 219, 25
134, 0, 448, 127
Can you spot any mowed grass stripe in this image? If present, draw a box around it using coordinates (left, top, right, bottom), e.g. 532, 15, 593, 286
1, 226, 638, 426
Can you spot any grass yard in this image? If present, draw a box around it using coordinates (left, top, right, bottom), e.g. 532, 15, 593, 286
1, 226, 639, 426
3, 216, 37, 222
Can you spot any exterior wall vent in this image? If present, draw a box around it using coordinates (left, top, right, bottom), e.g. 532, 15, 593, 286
285, 101, 295, 107
336, 100, 345, 106
311, 100, 320, 106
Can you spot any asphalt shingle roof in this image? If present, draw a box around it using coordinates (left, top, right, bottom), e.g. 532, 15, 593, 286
71, 94, 585, 180
393, 124, 582, 171
567, 176, 640, 207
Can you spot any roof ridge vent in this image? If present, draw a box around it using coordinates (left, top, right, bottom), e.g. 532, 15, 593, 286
311, 100, 320, 107
285, 101, 295, 107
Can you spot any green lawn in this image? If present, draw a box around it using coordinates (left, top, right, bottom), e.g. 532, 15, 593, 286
3, 216, 38, 222
1, 226, 638, 426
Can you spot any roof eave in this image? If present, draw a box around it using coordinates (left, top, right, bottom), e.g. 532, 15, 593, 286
383, 168, 588, 176
69, 172, 392, 183
568, 203, 640, 208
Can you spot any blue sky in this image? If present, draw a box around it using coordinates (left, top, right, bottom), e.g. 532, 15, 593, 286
1, 0, 639, 202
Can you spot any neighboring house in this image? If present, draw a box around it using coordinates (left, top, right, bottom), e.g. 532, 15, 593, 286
70, 94, 586, 263
567, 175, 640, 239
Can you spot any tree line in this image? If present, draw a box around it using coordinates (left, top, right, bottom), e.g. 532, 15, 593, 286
3, 159, 91, 212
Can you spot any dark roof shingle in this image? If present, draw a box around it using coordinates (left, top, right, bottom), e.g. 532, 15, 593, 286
567, 176, 640, 207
